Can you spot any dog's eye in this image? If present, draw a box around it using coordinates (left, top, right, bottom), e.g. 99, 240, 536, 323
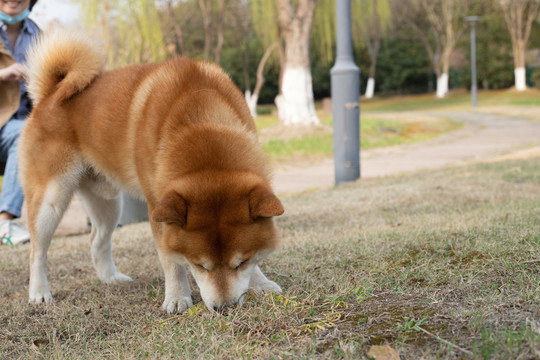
235, 260, 248, 270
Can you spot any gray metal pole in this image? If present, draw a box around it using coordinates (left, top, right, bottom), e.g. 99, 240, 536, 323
331, 0, 360, 185
466, 16, 480, 108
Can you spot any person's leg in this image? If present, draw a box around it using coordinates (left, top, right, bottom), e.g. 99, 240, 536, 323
0, 119, 25, 220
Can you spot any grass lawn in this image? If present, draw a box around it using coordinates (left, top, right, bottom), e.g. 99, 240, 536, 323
361, 88, 540, 112
255, 88, 540, 163
1, 156, 539, 359
256, 113, 460, 163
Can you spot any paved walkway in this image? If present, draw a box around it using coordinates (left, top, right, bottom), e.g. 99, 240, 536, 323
24, 111, 540, 236
273, 112, 540, 193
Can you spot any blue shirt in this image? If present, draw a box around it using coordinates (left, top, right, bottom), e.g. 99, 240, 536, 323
0, 18, 39, 121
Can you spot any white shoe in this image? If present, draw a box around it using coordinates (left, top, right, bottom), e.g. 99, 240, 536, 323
0, 220, 30, 245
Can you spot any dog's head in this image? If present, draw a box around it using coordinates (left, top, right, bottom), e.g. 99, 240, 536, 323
151, 172, 284, 312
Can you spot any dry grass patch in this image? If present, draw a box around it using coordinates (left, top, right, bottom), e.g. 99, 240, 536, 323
1, 157, 539, 359
258, 112, 460, 164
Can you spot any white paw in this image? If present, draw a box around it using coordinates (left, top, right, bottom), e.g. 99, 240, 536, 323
29, 291, 53, 305
101, 272, 133, 284
251, 280, 282, 294
162, 296, 193, 314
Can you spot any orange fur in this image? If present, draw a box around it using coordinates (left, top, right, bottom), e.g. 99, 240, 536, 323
21, 30, 283, 312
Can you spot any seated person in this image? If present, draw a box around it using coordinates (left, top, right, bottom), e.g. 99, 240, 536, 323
0, 0, 39, 245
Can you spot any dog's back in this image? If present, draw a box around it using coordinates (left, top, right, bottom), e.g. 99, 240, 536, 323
23, 30, 265, 196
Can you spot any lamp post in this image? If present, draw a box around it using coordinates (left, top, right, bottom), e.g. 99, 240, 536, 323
331, 0, 360, 185
465, 16, 481, 108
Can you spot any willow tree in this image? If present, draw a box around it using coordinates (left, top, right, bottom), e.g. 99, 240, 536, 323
79, 0, 167, 67
354, 0, 390, 98
312, 0, 336, 66
499, 0, 539, 91
198, 0, 226, 64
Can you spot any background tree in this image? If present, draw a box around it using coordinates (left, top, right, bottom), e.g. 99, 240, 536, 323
198, 0, 225, 64
77, 0, 533, 105
392, 0, 470, 98
498, 0, 540, 91
354, 0, 390, 98
246, 43, 278, 117
80, 0, 167, 66
247, 0, 282, 114
275, 0, 320, 126
158, 0, 186, 56
228, 1, 254, 95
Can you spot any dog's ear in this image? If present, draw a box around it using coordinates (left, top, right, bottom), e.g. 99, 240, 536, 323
249, 186, 284, 220
151, 191, 188, 226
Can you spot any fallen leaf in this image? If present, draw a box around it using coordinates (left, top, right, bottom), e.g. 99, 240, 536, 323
33, 339, 49, 347
367, 345, 400, 360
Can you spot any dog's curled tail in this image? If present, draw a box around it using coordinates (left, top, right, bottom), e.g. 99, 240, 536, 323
26, 29, 105, 104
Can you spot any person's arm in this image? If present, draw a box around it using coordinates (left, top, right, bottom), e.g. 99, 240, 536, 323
0, 62, 25, 82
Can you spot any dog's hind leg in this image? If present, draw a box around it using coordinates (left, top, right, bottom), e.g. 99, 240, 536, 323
76, 176, 132, 284
28, 177, 77, 304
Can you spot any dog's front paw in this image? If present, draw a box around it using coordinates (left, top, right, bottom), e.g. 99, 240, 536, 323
251, 280, 282, 294
29, 290, 53, 305
101, 272, 133, 284
162, 296, 193, 314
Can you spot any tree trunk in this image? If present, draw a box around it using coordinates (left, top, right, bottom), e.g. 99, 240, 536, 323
365, 44, 379, 99
275, 0, 319, 126
243, 45, 251, 96
500, 0, 539, 91
213, 0, 224, 65
246, 43, 278, 118
166, 0, 184, 55
365, 78, 375, 99
277, 35, 286, 95
436, 73, 448, 98
364, 0, 381, 99
515, 67, 527, 91
513, 36, 528, 91
437, 49, 451, 98
198, 0, 212, 61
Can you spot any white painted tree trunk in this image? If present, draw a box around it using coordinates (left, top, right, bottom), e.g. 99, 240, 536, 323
245, 90, 258, 118
436, 73, 449, 98
275, 66, 319, 126
365, 78, 375, 99
514, 67, 526, 91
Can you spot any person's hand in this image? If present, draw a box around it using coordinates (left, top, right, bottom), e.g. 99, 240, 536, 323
0, 63, 26, 82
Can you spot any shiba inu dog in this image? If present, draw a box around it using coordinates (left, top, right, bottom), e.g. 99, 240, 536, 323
20, 30, 284, 313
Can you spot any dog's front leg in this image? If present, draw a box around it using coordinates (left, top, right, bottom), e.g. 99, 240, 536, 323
158, 250, 193, 313
249, 265, 282, 294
